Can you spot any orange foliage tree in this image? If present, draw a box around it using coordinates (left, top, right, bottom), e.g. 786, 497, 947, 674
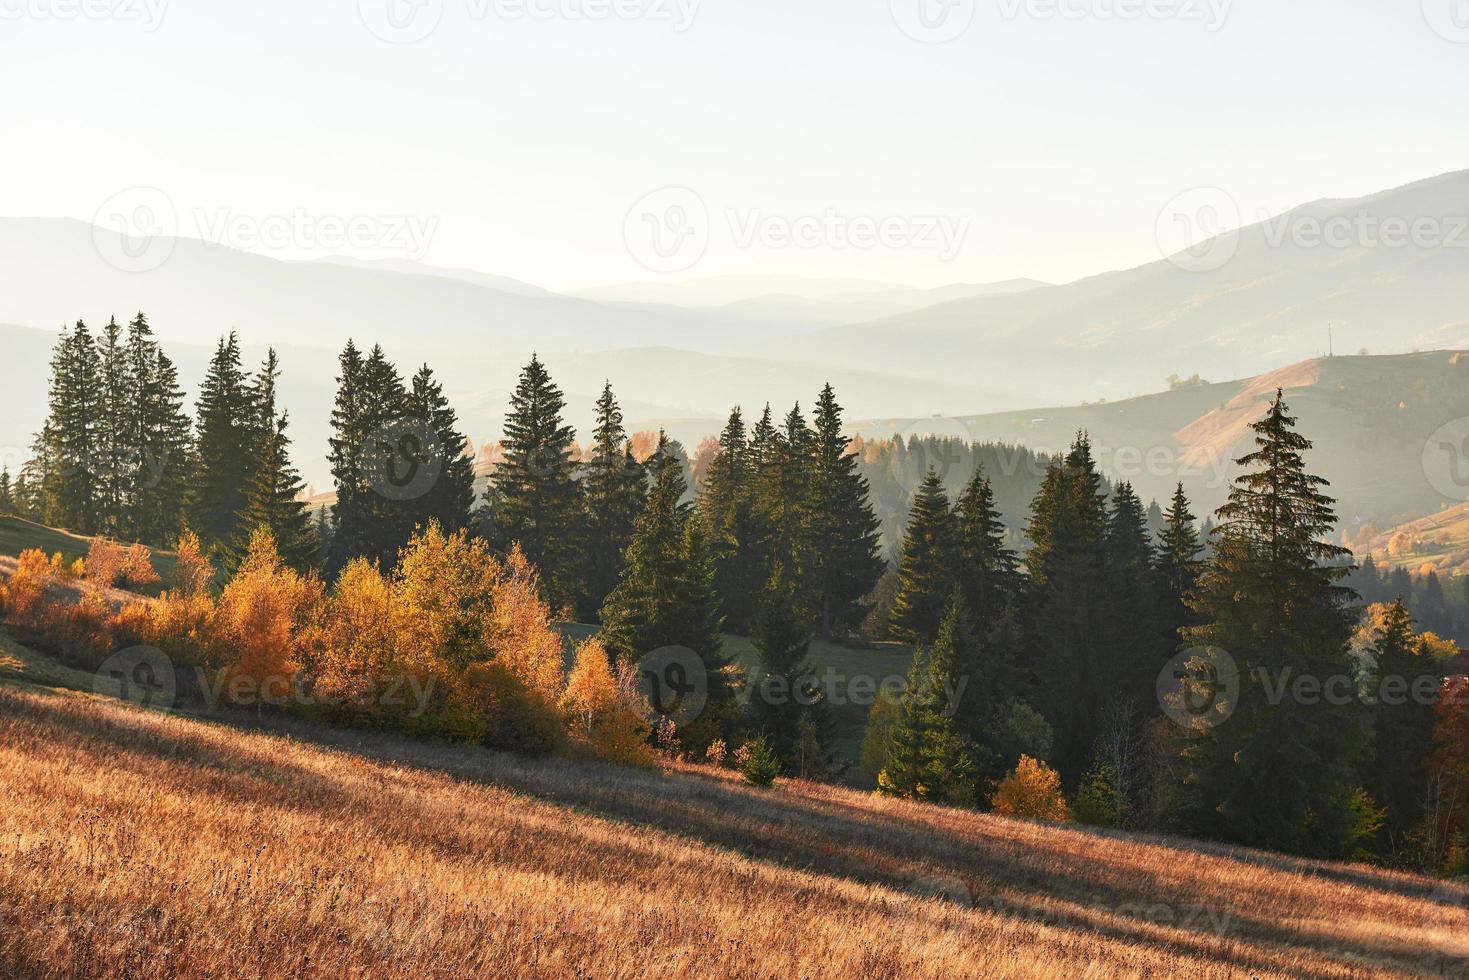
213, 528, 323, 706
561, 638, 654, 768
991, 756, 1071, 822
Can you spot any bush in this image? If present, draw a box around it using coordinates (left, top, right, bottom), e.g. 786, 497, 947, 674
84, 537, 127, 587
740, 736, 781, 788
1, 549, 54, 627
172, 530, 214, 597
561, 639, 654, 768
991, 756, 1070, 822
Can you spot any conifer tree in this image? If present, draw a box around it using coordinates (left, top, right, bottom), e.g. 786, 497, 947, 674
878, 597, 975, 804
1025, 433, 1111, 781
807, 384, 883, 638
580, 381, 646, 620
600, 435, 733, 748
1105, 482, 1161, 705
190, 333, 255, 552
407, 363, 476, 535
127, 314, 193, 544
0, 468, 12, 515
1155, 483, 1204, 654
95, 316, 131, 535
327, 340, 369, 574
889, 468, 957, 645
699, 407, 764, 634
40, 321, 103, 532
486, 355, 583, 611
953, 465, 1018, 636
750, 562, 831, 768
1183, 391, 1368, 856
1365, 598, 1439, 860
225, 410, 316, 574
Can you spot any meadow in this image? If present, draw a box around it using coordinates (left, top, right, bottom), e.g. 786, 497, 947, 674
1, 636, 1465, 979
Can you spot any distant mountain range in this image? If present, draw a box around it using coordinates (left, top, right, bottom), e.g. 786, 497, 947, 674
2, 168, 1467, 512
799, 169, 1469, 405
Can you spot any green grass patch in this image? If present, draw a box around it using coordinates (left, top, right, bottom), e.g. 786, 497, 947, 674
0, 516, 177, 590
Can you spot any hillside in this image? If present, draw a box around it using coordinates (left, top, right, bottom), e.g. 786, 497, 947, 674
854, 350, 1469, 528
1, 650, 1465, 978
805, 169, 1469, 405
1357, 501, 1469, 577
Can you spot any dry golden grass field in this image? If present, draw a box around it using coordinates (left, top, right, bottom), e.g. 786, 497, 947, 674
2, 652, 1468, 978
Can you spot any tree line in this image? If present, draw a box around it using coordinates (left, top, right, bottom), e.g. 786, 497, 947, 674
869, 393, 1466, 871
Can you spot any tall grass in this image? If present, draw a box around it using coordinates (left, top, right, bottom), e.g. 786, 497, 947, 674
2, 683, 1465, 979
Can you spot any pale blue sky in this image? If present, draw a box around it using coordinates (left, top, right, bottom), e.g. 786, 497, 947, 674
4, 0, 1467, 289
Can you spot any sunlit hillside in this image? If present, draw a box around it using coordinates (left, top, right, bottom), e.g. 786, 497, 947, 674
1, 647, 1466, 979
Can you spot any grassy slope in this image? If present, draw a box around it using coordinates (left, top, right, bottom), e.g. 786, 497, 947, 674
0, 515, 176, 586
1, 635, 1466, 979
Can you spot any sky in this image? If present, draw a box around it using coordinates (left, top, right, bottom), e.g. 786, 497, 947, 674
3, 0, 1468, 291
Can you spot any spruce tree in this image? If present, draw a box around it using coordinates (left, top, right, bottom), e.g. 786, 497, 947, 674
580, 381, 646, 620
190, 333, 255, 552
750, 562, 831, 768
1364, 598, 1438, 860
1156, 483, 1204, 654
327, 340, 369, 574
0, 468, 12, 515
889, 468, 957, 645
40, 321, 103, 532
407, 363, 476, 535
125, 313, 193, 544
1105, 482, 1161, 706
699, 407, 764, 634
600, 434, 733, 748
878, 596, 976, 804
227, 410, 316, 573
953, 465, 1018, 636
1182, 391, 1367, 856
487, 355, 583, 612
1025, 433, 1111, 781
95, 316, 131, 535
807, 384, 883, 638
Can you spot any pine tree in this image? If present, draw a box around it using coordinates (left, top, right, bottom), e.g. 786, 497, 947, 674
0, 468, 12, 515
953, 465, 1018, 636
1156, 483, 1204, 654
125, 314, 193, 544
1105, 482, 1161, 706
600, 434, 733, 750
878, 596, 975, 804
327, 340, 369, 574
1025, 433, 1111, 781
750, 562, 831, 768
889, 468, 957, 645
95, 316, 131, 535
190, 333, 255, 552
699, 407, 770, 634
806, 384, 883, 638
486, 355, 583, 612
407, 363, 476, 535
1365, 598, 1439, 860
580, 382, 646, 620
1183, 391, 1367, 856
225, 410, 316, 574
39, 321, 103, 532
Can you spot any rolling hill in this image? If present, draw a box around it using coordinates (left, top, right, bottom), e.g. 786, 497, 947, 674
2, 645, 1466, 978
853, 350, 1469, 530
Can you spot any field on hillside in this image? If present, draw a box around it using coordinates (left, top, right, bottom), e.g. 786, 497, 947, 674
0, 516, 176, 588
1, 641, 1466, 979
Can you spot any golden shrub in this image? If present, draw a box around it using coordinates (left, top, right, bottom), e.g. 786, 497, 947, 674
561, 639, 654, 768
1, 549, 54, 626
172, 530, 215, 598
991, 755, 1071, 823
